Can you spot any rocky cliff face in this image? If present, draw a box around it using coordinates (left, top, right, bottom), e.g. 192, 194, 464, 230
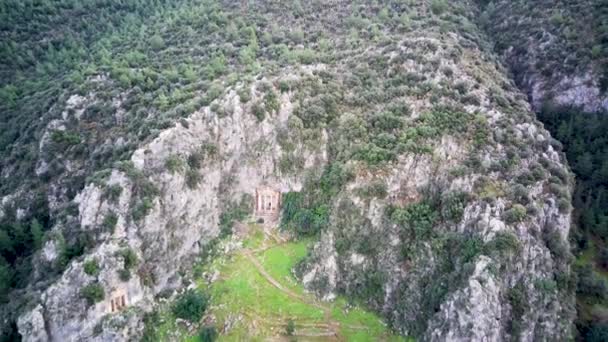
8, 1, 577, 341
481, 0, 608, 113
17, 76, 328, 341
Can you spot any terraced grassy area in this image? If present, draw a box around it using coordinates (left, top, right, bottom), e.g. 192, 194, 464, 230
203, 225, 406, 341
148, 224, 407, 341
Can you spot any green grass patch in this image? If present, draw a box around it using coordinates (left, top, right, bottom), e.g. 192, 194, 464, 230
153, 225, 406, 341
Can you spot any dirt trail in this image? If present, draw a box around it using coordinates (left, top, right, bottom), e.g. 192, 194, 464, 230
241, 234, 369, 339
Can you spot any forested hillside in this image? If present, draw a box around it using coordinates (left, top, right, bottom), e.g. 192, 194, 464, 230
0, 0, 592, 341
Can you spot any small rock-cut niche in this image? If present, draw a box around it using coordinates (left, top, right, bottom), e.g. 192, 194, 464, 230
108, 291, 127, 313
254, 187, 281, 222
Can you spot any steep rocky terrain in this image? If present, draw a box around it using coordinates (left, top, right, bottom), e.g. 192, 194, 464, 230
481, 0, 608, 112
0, 0, 577, 341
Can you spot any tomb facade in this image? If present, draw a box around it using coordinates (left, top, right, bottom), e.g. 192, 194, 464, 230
254, 186, 281, 222
108, 288, 128, 313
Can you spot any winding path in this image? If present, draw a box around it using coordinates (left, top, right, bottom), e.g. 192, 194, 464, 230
240, 234, 369, 338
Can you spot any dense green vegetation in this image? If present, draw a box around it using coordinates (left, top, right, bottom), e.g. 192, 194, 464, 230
538, 106, 608, 340
482, 0, 608, 90
140, 224, 404, 340
173, 289, 208, 322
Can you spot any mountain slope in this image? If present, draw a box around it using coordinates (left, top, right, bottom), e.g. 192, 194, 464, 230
0, 1, 575, 341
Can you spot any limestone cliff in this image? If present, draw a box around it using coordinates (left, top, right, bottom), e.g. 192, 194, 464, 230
4, 1, 577, 341
17, 77, 327, 341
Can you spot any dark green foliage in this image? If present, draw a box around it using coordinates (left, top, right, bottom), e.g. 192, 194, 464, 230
102, 212, 118, 233
440, 191, 469, 222
576, 264, 608, 300
141, 311, 161, 342
507, 282, 528, 340
173, 289, 208, 322
117, 248, 137, 270
264, 91, 280, 114
281, 164, 351, 236
132, 198, 154, 221
389, 201, 438, 241
252, 102, 265, 121
81, 283, 104, 305
199, 326, 218, 342
104, 185, 123, 203
219, 196, 252, 237
585, 324, 608, 342
430, 0, 448, 15
487, 232, 521, 256
355, 180, 387, 199
83, 259, 100, 276
116, 248, 137, 281
165, 155, 184, 174
281, 192, 329, 236
502, 204, 527, 224
185, 169, 202, 189
50, 130, 81, 146
0, 259, 13, 303
285, 319, 295, 336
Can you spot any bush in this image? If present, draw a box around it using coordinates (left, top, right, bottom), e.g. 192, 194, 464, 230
83, 259, 100, 276
430, 0, 448, 15
440, 191, 469, 222
132, 198, 154, 221
186, 169, 202, 189
219, 196, 252, 237
117, 248, 138, 269
118, 268, 131, 281
102, 212, 118, 233
199, 326, 218, 342
252, 102, 265, 121
390, 201, 438, 241
104, 185, 123, 203
173, 289, 208, 322
356, 180, 387, 199
502, 204, 527, 223
165, 155, 184, 174
285, 319, 295, 336
81, 283, 105, 305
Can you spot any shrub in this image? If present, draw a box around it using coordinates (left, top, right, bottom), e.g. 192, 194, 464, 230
50, 130, 81, 146
543, 230, 568, 261
489, 232, 521, 255
132, 198, 154, 221
502, 204, 527, 223
199, 326, 218, 342
173, 289, 208, 322
118, 268, 131, 281
577, 264, 608, 300
219, 196, 252, 237
390, 201, 438, 241
252, 102, 265, 121
430, 0, 448, 15
165, 155, 184, 174
185, 169, 202, 189
102, 212, 118, 233
117, 248, 138, 270
440, 191, 469, 222
81, 283, 104, 305
356, 180, 388, 199
150, 35, 165, 50
507, 282, 528, 339
285, 319, 295, 336
83, 259, 100, 276
104, 185, 123, 203
237, 87, 251, 103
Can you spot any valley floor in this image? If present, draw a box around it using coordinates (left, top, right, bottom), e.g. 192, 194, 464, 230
154, 224, 406, 341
